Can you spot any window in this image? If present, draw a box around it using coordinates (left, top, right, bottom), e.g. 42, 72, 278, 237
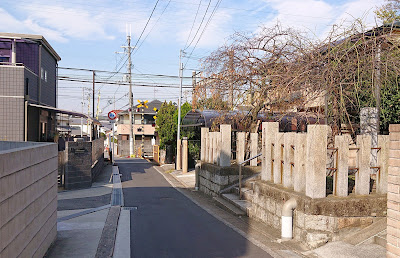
25, 78, 29, 95
0, 56, 9, 63
44, 71, 48, 82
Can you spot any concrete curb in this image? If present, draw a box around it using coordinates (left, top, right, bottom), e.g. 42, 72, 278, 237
113, 208, 131, 258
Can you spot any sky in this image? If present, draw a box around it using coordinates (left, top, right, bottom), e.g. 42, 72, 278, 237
0, 0, 384, 116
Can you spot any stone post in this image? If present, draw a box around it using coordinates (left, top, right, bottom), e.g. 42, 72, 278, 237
283, 133, 295, 188
250, 133, 258, 166
182, 137, 188, 173
360, 107, 379, 174
220, 125, 231, 167
274, 132, 284, 185
355, 134, 372, 195
201, 127, 209, 162
206, 131, 211, 163
387, 124, 400, 257
305, 125, 328, 199
176, 139, 182, 170
262, 122, 279, 182
209, 132, 214, 164
216, 132, 221, 165
213, 132, 219, 164
293, 133, 306, 193
334, 135, 349, 197
377, 135, 389, 194
237, 132, 246, 164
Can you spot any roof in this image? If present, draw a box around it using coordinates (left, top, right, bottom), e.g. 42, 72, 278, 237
0, 32, 61, 61
119, 100, 163, 115
29, 103, 101, 125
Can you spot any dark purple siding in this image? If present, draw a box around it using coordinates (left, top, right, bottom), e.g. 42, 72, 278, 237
16, 41, 39, 74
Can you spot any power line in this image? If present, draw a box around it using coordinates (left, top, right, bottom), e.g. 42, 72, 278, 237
184, 0, 212, 51
184, 0, 202, 49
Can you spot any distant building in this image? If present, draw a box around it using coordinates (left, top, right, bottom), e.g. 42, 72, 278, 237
117, 100, 162, 157
0, 32, 61, 141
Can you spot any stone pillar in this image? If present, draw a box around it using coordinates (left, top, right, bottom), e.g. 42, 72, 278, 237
209, 132, 214, 164
237, 132, 246, 164
274, 132, 284, 185
220, 125, 231, 167
262, 122, 279, 182
216, 132, 221, 165
250, 133, 258, 166
176, 139, 182, 170
377, 135, 389, 194
283, 132, 295, 188
360, 107, 379, 174
201, 127, 209, 162
305, 125, 328, 199
293, 133, 306, 193
206, 131, 211, 163
182, 137, 188, 173
355, 134, 372, 195
334, 135, 349, 197
387, 124, 400, 257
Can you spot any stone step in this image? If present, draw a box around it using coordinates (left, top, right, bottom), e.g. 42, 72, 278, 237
232, 187, 254, 201
213, 196, 246, 216
374, 230, 386, 248
342, 218, 387, 245
221, 193, 252, 213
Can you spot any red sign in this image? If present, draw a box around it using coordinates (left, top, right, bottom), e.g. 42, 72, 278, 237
108, 111, 117, 120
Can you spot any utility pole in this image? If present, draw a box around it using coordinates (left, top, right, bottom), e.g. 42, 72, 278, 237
121, 25, 135, 157
81, 87, 84, 137
176, 49, 184, 170
92, 71, 95, 139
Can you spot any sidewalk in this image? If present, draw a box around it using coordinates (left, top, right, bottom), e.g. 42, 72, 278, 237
46, 165, 114, 258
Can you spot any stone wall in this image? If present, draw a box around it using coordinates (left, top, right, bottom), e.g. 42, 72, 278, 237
388, 124, 400, 257
64, 138, 104, 190
0, 141, 58, 257
249, 180, 386, 248
199, 163, 260, 196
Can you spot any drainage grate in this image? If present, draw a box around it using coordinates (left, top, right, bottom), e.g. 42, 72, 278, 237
123, 207, 138, 211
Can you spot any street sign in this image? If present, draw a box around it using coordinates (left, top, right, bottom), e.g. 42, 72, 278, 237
108, 111, 117, 120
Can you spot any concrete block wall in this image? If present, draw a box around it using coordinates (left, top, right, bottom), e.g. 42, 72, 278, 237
198, 163, 260, 196
0, 142, 58, 258
388, 124, 400, 257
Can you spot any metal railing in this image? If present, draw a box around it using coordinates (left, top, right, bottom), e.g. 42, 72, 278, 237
238, 153, 262, 199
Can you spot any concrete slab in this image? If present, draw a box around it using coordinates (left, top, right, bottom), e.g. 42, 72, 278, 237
47, 208, 109, 258
113, 209, 130, 258
170, 169, 196, 188
309, 241, 386, 258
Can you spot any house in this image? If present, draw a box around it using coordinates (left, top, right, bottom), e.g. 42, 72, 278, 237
116, 100, 162, 157
0, 32, 61, 142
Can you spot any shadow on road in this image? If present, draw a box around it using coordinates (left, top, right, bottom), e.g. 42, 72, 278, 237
115, 158, 271, 258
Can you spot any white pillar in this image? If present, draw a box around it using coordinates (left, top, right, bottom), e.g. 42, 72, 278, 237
293, 133, 306, 192
237, 132, 246, 164
283, 132, 295, 188
355, 134, 371, 195
220, 125, 231, 167
262, 122, 279, 182
177, 139, 182, 170
274, 132, 284, 184
305, 125, 328, 198
334, 135, 349, 197
250, 133, 258, 166
201, 127, 209, 162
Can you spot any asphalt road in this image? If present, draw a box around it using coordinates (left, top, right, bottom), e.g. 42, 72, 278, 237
116, 158, 272, 258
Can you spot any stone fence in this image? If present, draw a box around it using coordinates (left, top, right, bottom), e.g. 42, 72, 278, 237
199, 123, 389, 248
0, 141, 58, 257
